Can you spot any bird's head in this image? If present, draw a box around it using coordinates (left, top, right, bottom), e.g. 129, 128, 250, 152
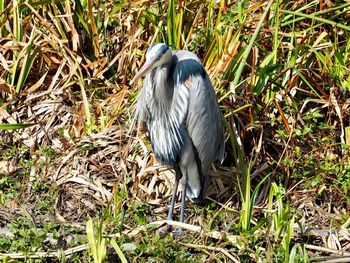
130, 43, 172, 84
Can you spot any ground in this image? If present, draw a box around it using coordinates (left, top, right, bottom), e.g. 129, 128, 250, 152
1, 0, 350, 262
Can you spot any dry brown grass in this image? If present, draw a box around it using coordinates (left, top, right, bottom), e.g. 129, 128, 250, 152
1, 0, 350, 261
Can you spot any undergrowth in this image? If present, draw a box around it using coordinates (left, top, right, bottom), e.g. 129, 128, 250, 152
0, 0, 350, 262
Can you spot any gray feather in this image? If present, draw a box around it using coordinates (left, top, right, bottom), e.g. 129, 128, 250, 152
135, 44, 224, 201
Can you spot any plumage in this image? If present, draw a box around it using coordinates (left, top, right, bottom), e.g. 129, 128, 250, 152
131, 43, 224, 230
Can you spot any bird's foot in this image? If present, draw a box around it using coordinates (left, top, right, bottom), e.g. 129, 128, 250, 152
157, 221, 184, 238
157, 224, 172, 238
166, 215, 184, 237
172, 227, 183, 237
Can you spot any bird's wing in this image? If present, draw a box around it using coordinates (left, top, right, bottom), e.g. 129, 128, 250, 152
173, 50, 201, 63
186, 72, 224, 174
171, 55, 224, 200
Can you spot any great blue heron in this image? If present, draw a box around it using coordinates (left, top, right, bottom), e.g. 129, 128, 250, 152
131, 43, 224, 230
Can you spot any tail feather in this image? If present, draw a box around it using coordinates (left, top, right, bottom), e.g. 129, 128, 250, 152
179, 136, 204, 203
184, 160, 202, 201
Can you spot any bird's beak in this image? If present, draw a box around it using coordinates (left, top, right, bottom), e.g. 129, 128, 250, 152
130, 60, 156, 85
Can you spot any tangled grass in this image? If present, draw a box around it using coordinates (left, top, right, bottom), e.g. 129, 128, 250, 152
0, 0, 350, 262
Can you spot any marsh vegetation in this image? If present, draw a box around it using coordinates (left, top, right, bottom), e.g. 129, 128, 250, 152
0, 0, 350, 262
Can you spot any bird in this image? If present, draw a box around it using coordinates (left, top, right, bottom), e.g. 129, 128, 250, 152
130, 43, 224, 231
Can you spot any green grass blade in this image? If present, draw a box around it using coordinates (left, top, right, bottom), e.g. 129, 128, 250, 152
110, 238, 128, 263
15, 29, 41, 92
176, 8, 183, 49
230, 0, 274, 93
0, 0, 5, 37
288, 243, 298, 263
0, 123, 35, 130
13, 0, 23, 43
167, 0, 176, 48
78, 76, 92, 134
86, 218, 98, 263
240, 161, 252, 232
281, 2, 350, 27
281, 9, 350, 32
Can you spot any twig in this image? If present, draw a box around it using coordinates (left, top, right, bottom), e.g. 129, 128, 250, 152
163, 220, 238, 243
306, 244, 350, 256
105, 220, 238, 244
310, 255, 350, 263
0, 244, 88, 259
178, 241, 240, 263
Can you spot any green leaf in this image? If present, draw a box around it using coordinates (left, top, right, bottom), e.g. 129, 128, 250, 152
0, 123, 35, 130
111, 239, 128, 263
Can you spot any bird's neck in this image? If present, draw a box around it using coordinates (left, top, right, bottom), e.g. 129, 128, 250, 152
152, 63, 173, 108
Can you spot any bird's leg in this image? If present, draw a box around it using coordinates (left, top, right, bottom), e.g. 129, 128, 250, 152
167, 169, 181, 221
202, 175, 209, 200
173, 171, 188, 236
179, 172, 188, 223
166, 166, 182, 234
